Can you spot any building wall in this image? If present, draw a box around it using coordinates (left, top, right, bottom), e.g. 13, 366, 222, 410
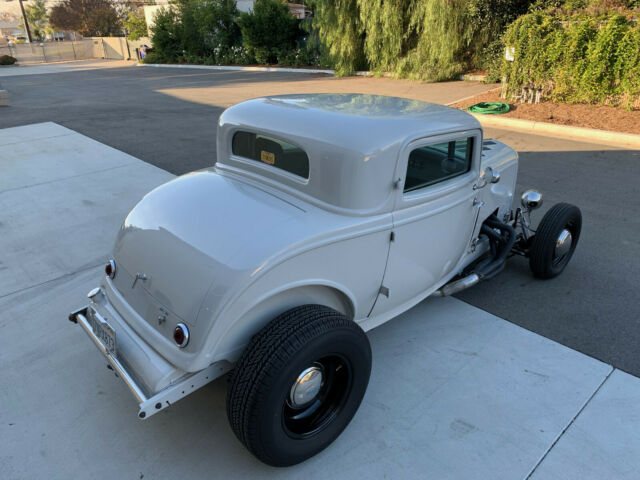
237, 0, 254, 12
144, 5, 174, 37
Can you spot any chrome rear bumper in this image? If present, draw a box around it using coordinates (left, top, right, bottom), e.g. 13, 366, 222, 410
69, 295, 231, 419
70, 307, 147, 403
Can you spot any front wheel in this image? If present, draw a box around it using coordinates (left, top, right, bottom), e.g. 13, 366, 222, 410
226, 305, 372, 467
529, 203, 582, 279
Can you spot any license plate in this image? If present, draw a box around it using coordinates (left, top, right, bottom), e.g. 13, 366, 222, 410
88, 309, 116, 354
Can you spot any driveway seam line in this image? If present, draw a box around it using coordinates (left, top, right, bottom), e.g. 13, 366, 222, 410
523, 366, 615, 480
0, 131, 74, 148
0, 262, 104, 300
0, 163, 134, 194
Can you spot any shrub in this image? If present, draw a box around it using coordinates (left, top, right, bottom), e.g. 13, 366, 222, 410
276, 47, 318, 67
500, 11, 640, 108
149, 7, 183, 63
180, 0, 240, 58
150, 0, 241, 64
0, 55, 17, 66
142, 51, 160, 64
237, 0, 301, 64
215, 45, 254, 65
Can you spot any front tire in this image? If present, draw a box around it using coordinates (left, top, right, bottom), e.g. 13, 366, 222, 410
227, 305, 372, 467
529, 203, 582, 279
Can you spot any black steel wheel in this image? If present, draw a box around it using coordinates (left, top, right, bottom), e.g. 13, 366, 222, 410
227, 305, 371, 467
529, 203, 582, 279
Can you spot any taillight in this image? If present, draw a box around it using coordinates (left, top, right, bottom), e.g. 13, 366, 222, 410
174, 323, 189, 348
105, 259, 116, 279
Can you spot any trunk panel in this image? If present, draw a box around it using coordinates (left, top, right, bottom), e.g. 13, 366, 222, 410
110, 171, 306, 334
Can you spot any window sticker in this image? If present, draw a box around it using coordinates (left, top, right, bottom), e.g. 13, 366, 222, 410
261, 150, 275, 165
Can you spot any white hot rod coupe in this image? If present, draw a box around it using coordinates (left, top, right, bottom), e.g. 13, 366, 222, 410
69, 94, 581, 466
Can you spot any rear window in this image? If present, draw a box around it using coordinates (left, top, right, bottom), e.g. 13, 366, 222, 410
232, 131, 310, 179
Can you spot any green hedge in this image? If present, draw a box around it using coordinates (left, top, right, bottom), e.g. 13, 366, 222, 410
501, 11, 640, 108
150, 0, 315, 67
149, 0, 246, 65
237, 0, 301, 64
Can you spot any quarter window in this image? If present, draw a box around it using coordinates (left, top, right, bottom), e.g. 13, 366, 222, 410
404, 137, 473, 193
232, 131, 310, 179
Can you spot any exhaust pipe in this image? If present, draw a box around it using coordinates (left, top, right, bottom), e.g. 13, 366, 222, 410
433, 215, 516, 297
433, 273, 480, 297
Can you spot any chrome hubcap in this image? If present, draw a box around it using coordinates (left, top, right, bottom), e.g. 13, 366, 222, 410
289, 364, 324, 408
555, 229, 573, 259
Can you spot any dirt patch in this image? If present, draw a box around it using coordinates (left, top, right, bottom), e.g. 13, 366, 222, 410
450, 89, 640, 135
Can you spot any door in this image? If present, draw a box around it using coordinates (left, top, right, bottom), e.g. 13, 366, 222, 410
370, 130, 482, 317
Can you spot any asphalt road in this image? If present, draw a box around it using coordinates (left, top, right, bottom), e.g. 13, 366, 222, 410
1, 63, 639, 376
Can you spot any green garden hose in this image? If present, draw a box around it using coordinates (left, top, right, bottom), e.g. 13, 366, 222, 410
467, 102, 510, 114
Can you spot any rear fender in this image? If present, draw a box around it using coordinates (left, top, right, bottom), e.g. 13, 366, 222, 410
209, 284, 355, 364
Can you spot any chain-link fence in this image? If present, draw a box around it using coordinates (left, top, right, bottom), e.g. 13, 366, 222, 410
0, 37, 150, 64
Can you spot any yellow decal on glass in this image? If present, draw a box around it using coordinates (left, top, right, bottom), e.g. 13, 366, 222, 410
261, 151, 275, 165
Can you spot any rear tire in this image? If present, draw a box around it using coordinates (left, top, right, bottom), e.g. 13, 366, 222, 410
226, 305, 371, 467
529, 203, 582, 279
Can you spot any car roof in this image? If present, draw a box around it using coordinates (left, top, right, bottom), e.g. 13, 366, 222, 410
216, 94, 481, 215
220, 94, 479, 155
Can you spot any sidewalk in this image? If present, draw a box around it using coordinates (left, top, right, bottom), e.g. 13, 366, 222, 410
1, 123, 639, 479
0, 59, 136, 77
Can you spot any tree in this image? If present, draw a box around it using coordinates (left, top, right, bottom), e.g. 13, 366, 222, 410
123, 10, 148, 40
308, 0, 367, 74
310, 0, 535, 79
25, 0, 49, 41
49, 0, 122, 37
237, 0, 301, 64
358, 0, 478, 80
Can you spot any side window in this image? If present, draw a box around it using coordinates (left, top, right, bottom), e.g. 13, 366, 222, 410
404, 137, 473, 193
232, 131, 310, 179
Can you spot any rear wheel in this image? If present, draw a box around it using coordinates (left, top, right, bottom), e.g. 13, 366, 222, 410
227, 305, 371, 467
529, 203, 582, 279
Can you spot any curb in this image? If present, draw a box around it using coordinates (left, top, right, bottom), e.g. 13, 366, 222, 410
137, 63, 492, 82
138, 62, 376, 76
470, 113, 640, 149
138, 63, 336, 75
0, 82, 8, 106
457, 73, 488, 82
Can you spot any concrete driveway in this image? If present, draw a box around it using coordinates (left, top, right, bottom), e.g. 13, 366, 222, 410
1, 63, 638, 378
2, 122, 639, 480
